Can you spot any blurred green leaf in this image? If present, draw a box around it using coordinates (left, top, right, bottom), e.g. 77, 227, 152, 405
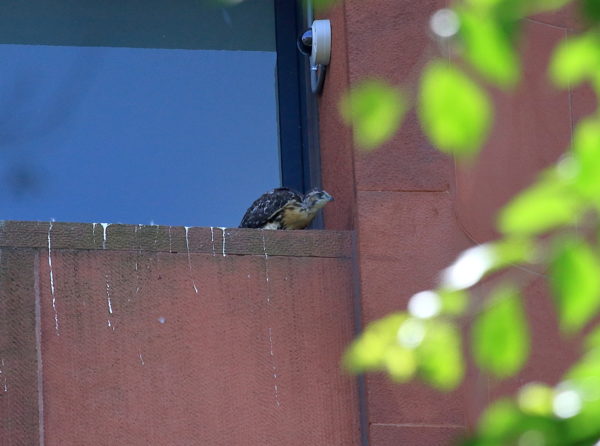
475, 398, 564, 445
518, 383, 554, 416
479, 399, 522, 439
465, 0, 503, 8
572, 118, 600, 204
472, 286, 529, 377
581, 0, 600, 24
419, 61, 492, 157
383, 345, 417, 382
438, 289, 469, 316
466, 0, 573, 15
550, 238, 600, 334
441, 240, 534, 291
562, 351, 600, 442
550, 34, 600, 88
340, 80, 406, 150
343, 312, 407, 373
529, 0, 575, 13
308, 0, 339, 12
458, 8, 520, 88
584, 324, 600, 351
493, 237, 537, 266
498, 171, 581, 236
417, 321, 464, 390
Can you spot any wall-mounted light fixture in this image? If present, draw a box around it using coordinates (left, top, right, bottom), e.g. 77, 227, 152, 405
297, 19, 331, 94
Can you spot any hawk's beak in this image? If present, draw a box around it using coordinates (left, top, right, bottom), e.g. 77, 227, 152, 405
324, 191, 334, 202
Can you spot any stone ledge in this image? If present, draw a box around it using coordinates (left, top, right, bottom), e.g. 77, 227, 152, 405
0, 221, 353, 258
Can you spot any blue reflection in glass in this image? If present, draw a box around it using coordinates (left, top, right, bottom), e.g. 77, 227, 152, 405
0, 44, 280, 227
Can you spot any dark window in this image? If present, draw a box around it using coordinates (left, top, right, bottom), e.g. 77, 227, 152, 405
0, 0, 314, 227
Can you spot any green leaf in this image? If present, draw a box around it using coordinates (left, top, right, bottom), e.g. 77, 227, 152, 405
498, 171, 581, 236
572, 118, 600, 204
417, 321, 464, 390
492, 237, 537, 266
340, 80, 406, 150
438, 289, 469, 316
529, 0, 575, 13
343, 312, 407, 372
308, 0, 338, 11
472, 286, 529, 378
563, 351, 600, 442
584, 324, 600, 351
466, 0, 573, 14
479, 399, 522, 439
581, 0, 600, 24
383, 345, 417, 382
419, 61, 492, 157
549, 34, 600, 88
517, 383, 554, 416
550, 238, 600, 333
458, 8, 520, 88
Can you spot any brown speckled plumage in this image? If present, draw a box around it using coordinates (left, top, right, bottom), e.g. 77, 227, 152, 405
239, 188, 333, 229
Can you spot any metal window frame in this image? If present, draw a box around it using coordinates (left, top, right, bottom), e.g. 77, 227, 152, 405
274, 0, 322, 197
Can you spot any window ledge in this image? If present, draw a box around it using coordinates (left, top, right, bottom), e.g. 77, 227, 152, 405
0, 221, 352, 259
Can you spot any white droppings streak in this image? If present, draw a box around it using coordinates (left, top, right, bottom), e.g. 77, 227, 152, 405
47, 221, 59, 335
218, 227, 227, 256
105, 275, 113, 315
184, 227, 199, 294
210, 227, 216, 256
168, 226, 173, 253
262, 232, 279, 408
105, 275, 115, 330
100, 223, 110, 249
268, 328, 281, 408
262, 231, 271, 290
0, 359, 7, 392
138, 351, 145, 366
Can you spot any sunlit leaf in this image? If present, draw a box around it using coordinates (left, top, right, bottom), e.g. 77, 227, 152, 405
340, 80, 406, 150
419, 61, 492, 157
550, 34, 600, 88
572, 118, 600, 204
441, 239, 534, 291
465, 0, 503, 8
529, 0, 576, 13
479, 399, 522, 439
458, 8, 520, 88
438, 289, 469, 316
417, 321, 464, 390
466, 0, 573, 15
562, 351, 600, 442
308, 0, 339, 11
517, 383, 554, 416
584, 324, 600, 351
498, 171, 581, 236
472, 286, 529, 378
550, 238, 600, 334
384, 345, 417, 382
493, 237, 537, 266
343, 313, 407, 373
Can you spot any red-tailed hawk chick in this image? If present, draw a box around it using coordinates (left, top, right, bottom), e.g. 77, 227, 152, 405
239, 188, 334, 229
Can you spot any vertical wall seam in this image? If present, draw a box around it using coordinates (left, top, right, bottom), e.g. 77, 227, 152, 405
33, 251, 45, 446
350, 231, 369, 446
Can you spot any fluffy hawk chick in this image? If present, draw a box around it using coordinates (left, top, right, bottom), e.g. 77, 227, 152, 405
239, 188, 334, 229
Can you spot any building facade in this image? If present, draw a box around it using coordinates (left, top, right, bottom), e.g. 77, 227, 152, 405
0, 1, 586, 445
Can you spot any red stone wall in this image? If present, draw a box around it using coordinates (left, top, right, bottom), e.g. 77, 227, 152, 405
0, 222, 359, 445
319, 1, 587, 445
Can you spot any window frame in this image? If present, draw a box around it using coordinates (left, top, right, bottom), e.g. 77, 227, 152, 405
274, 1, 322, 197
